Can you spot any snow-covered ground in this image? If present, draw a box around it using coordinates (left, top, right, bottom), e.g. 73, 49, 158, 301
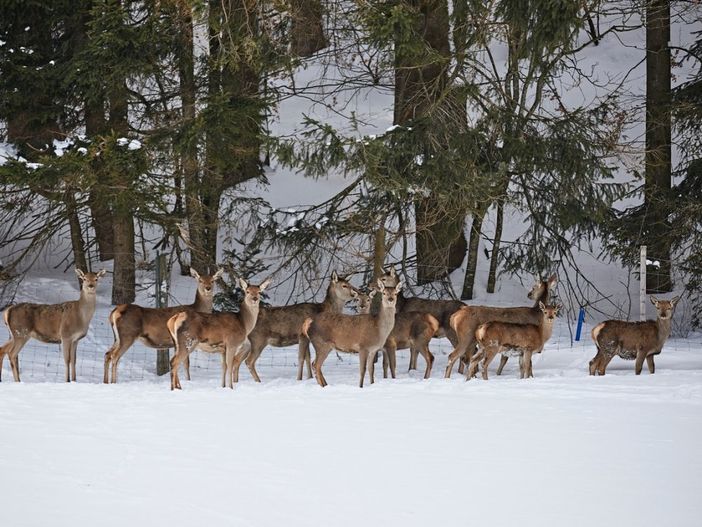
1, 283, 700, 526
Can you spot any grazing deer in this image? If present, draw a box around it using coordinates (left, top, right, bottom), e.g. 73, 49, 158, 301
103, 268, 223, 384
303, 279, 402, 388
589, 296, 679, 376
167, 278, 270, 390
356, 290, 438, 379
468, 302, 559, 380
243, 271, 358, 382
444, 275, 557, 378
0, 269, 106, 383
379, 268, 463, 347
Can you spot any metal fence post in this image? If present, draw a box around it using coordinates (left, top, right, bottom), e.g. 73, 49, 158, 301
640, 245, 647, 321
155, 251, 170, 376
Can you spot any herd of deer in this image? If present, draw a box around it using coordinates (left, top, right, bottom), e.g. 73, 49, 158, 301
0, 267, 681, 389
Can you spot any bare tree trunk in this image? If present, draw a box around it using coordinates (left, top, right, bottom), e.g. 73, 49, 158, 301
461, 207, 485, 300
289, 0, 327, 57
65, 191, 87, 273
487, 201, 504, 294
372, 216, 387, 280
644, 0, 672, 293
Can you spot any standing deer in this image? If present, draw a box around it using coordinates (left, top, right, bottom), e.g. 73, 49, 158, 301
303, 279, 403, 388
103, 268, 223, 383
379, 268, 463, 347
356, 290, 438, 379
444, 275, 557, 378
0, 269, 106, 382
468, 302, 559, 380
167, 278, 270, 390
243, 271, 358, 382
589, 296, 679, 376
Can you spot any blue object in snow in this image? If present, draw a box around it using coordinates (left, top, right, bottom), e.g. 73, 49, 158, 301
574, 307, 586, 341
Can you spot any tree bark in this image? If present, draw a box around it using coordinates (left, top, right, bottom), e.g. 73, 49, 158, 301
644, 0, 672, 293
394, 1, 467, 284
461, 207, 485, 300
289, 0, 328, 57
487, 201, 504, 294
65, 191, 88, 273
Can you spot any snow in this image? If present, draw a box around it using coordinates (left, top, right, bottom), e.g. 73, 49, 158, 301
0, 328, 700, 527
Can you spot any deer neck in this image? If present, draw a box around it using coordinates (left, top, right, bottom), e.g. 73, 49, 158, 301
377, 301, 397, 337
539, 315, 555, 344
321, 286, 346, 313
78, 289, 97, 321
532, 286, 550, 309
656, 316, 673, 345
192, 290, 214, 313
239, 300, 260, 335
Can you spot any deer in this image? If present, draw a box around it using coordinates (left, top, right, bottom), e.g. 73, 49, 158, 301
0, 268, 106, 383
444, 274, 557, 378
355, 290, 438, 379
103, 268, 223, 384
167, 277, 270, 390
589, 296, 679, 376
468, 302, 559, 380
379, 268, 464, 349
242, 271, 359, 383
302, 279, 403, 388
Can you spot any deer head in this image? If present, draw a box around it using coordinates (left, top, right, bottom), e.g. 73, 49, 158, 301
190, 267, 224, 298
355, 290, 376, 314
75, 268, 107, 294
528, 274, 557, 301
650, 296, 680, 320
378, 267, 400, 289
538, 302, 559, 322
239, 277, 271, 308
330, 271, 359, 301
377, 278, 403, 307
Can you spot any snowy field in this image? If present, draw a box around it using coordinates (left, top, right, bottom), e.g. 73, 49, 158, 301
1, 310, 701, 527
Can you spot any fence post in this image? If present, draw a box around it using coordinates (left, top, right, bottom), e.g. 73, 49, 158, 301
155, 251, 170, 376
640, 245, 647, 321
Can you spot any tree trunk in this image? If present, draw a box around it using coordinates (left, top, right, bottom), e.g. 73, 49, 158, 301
65, 191, 87, 273
372, 216, 387, 280
487, 201, 504, 294
644, 0, 672, 293
289, 0, 328, 57
394, 1, 467, 284
461, 207, 485, 300
112, 213, 135, 304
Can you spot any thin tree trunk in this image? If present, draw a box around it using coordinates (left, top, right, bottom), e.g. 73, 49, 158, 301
461, 207, 485, 300
372, 216, 387, 280
644, 0, 672, 293
65, 191, 87, 273
487, 201, 504, 294
112, 213, 135, 304
289, 0, 327, 57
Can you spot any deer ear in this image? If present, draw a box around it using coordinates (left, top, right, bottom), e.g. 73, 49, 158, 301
96, 269, 107, 278
539, 301, 545, 310
190, 268, 201, 280
368, 290, 377, 299
376, 278, 385, 291
260, 278, 272, 291
238, 278, 248, 291
395, 280, 404, 292
331, 271, 338, 283
212, 268, 224, 280
671, 296, 680, 306
389, 267, 396, 277
650, 296, 658, 306
75, 268, 85, 279
547, 274, 557, 287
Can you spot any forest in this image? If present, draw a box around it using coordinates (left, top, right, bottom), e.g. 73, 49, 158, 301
0, 0, 700, 326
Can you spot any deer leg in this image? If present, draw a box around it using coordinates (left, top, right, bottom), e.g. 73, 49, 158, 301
359, 349, 369, 388
634, 349, 646, 375
5, 338, 26, 382
382, 349, 389, 379
311, 341, 331, 387
184, 355, 191, 381
496, 354, 509, 376
467, 346, 484, 380
598, 354, 614, 376
409, 346, 418, 371
646, 355, 655, 374
70, 340, 78, 382
61, 339, 72, 383
420, 344, 434, 379
389, 346, 397, 379
521, 350, 533, 379
481, 347, 500, 381
297, 335, 313, 381
169, 352, 182, 390
244, 338, 265, 383
588, 350, 602, 376
106, 334, 137, 384
445, 335, 472, 379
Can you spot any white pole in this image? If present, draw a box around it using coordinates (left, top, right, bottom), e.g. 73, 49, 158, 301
640, 245, 647, 321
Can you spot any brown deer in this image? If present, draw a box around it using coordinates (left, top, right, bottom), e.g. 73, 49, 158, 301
167, 278, 270, 390
356, 290, 438, 379
242, 271, 358, 383
468, 302, 559, 380
103, 268, 223, 384
0, 269, 106, 382
379, 268, 463, 347
303, 279, 402, 388
589, 296, 679, 376
444, 275, 557, 378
